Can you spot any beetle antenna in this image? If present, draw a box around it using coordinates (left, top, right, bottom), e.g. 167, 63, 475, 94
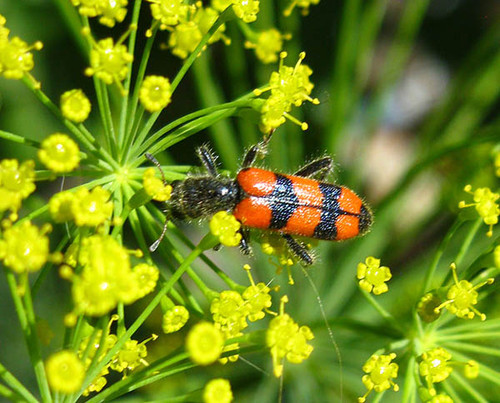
145, 153, 167, 185
150, 219, 168, 252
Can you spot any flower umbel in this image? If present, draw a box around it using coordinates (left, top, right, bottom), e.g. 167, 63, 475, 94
459, 185, 500, 236
357, 256, 392, 295
359, 353, 399, 402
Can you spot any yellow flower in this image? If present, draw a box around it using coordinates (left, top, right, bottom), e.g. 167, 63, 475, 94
71, 235, 141, 316
148, 0, 191, 29
46, 350, 85, 394
139, 75, 172, 112
464, 360, 479, 379
84, 35, 134, 93
49, 191, 76, 223
242, 264, 273, 321
168, 20, 203, 59
71, 186, 113, 227
357, 256, 392, 295
96, 0, 128, 27
266, 296, 314, 377
209, 211, 242, 247
132, 263, 159, 298
0, 159, 36, 220
459, 185, 500, 236
359, 353, 399, 402
283, 0, 320, 17
110, 334, 157, 373
0, 221, 51, 273
434, 263, 494, 321
211, 290, 249, 336
162, 305, 190, 333
254, 52, 319, 132
38, 133, 80, 173
143, 167, 172, 201
0, 24, 43, 80
245, 28, 287, 64
186, 321, 224, 365
260, 232, 295, 266
232, 0, 260, 23
60, 89, 91, 123
419, 347, 452, 394
203, 378, 233, 403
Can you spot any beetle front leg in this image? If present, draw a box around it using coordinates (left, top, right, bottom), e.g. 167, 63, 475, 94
282, 234, 314, 266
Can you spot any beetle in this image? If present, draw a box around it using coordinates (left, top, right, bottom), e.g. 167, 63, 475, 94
146, 136, 372, 265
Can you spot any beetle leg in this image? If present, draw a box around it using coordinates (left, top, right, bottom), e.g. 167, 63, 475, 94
294, 157, 333, 180
196, 145, 219, 177
149, 217, 169, 252
282, 234, 314, 266
242, 129, 276, 168
239, 228, 252, 255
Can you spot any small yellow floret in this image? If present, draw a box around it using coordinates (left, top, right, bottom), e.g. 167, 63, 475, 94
209, 211, 242, 247
143, 167, 172, 201
0, 221, 51, 273
85, 36, 133, 92
96, 0, 128, 27
357, 256, 392, 295
211, 290, 249, 336
232, 0, 260, 22
61, 89, 91, 123
266, 296, 314, 377
110, 335, 157, 373
0, 32, 42, 80
132, 263, 159, 298
38, 133, 80, 173
186, 321, 224, 365
242, 265, 273, 321
0, 159, 36, 220
459, 185, 499, 236
139, 75, 172, 112
359, 353, 399, 402
464, 360, 479, 379
419, 347, 452, 394
71, 186, 113, 227
162, 305, 190, 333
203, 378, 233, 403
245, 28, 287, 64
283, 0, 320, 17
168, 20, 203, 59
148, 0, 191, 29
434, 263, 494, 321
49, 191, 76, 223
46, 350, 85, 394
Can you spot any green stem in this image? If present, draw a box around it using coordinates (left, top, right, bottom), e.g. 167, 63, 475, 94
0, 361, 38, 403
359, 289, 405, 335
4, 271, 52, 402
454, 218, 482, 267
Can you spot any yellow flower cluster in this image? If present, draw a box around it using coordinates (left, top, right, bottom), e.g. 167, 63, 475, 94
162, 304, 190, 333
49, 186, 113, 226
357, 256, 392, 295
434, 262, 494, 321
65, 234, 158, 316
283, 0, 320, 17
209, 211, 242, 247
459, 184, 499, 237
0, 14, 43, 82
143, 167, 173, 201
38, 133, 81, 174
147, 0, 230, 60
244, 28, 289, 64
359, 353, 399, 402
266, 296, 314, 378
254, 52, 319, 132
0, 159, 36, 220
71, 0, 128, 27
203, 378, 233, 403
60, 89, 92, 123
139, 75, 173, 113
45, 350, 85, 394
